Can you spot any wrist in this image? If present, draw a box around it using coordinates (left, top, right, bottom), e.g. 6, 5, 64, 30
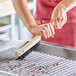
27, 23, 37, 32
59, 1, 68, 12
61, 0, 76, 12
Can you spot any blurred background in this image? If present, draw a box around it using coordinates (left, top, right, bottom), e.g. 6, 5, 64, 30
0, 0, 36, 42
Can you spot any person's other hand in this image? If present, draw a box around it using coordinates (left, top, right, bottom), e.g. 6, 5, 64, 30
29, 24, 55, 40
51, 1, 67, 29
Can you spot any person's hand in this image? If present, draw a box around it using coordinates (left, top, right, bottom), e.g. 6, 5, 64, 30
51, 1, 67, 29
29, 24, 55, 40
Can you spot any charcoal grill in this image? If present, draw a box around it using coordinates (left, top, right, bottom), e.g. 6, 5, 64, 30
0, 41, 76, 76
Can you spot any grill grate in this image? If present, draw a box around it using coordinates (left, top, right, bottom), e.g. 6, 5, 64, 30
0, 51, 76, 76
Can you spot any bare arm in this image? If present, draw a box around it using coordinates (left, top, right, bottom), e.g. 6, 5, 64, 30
62, 0, 76, 12
12, 0, 36, 31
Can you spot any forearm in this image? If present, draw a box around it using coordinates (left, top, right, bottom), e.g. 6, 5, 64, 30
12, 0, 36, 31
61, 0, 76, 12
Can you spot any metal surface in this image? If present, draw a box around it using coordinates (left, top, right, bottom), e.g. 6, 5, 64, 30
0, 71, 19, 76
0, 40, 26, 52
0, 41, 76, 76
33, 41, 76, 60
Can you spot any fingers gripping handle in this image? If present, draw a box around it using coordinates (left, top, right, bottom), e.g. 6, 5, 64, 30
51, 22, 56, 29
15, 22, 55, 57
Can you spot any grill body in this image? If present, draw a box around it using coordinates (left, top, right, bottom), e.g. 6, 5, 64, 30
0, 41, 76, 76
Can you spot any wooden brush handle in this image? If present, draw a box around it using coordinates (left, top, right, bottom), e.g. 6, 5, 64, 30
15, 35, 41, 57
21, 35, 41, 50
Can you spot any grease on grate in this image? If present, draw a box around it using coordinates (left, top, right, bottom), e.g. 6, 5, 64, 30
0, 52, 76, 76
